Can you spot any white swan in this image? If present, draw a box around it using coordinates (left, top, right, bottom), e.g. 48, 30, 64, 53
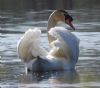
17, 10, 80, 72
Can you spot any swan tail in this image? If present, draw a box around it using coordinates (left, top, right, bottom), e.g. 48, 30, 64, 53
17, 28, 48, 62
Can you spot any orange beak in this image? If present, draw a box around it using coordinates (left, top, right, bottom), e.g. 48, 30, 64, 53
68, 21, 75, 30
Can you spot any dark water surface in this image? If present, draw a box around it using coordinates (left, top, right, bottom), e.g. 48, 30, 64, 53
0, 0, 100, 88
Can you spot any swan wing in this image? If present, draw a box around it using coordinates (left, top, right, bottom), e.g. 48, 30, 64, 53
17, 28, 48, 62
48, 27, 79, 64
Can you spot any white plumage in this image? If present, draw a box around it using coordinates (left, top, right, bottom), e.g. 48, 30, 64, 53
17, 28, 48, 62
17, 10, 80, 72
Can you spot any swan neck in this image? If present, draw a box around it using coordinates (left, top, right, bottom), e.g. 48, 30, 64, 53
47, 16, 56, 31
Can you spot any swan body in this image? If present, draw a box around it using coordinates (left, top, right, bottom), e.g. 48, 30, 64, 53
17, 10, 80, 72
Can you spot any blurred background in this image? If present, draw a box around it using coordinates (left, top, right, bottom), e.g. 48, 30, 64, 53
0, 0, 100, 11
0, 0, 100, 32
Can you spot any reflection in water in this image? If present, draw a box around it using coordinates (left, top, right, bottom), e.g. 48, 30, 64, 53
20, 70, 79, 87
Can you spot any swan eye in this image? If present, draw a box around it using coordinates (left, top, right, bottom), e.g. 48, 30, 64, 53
64, 14, 73, 22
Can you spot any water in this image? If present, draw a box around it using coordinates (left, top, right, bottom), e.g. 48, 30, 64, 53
0, 2, 100, 88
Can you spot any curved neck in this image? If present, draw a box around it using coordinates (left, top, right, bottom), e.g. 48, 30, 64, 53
47, 11, 66, 43
47, 15, 56, 31
47, 10, 65, 31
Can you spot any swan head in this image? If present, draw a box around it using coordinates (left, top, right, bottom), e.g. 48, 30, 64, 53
48, 10, 75, 30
